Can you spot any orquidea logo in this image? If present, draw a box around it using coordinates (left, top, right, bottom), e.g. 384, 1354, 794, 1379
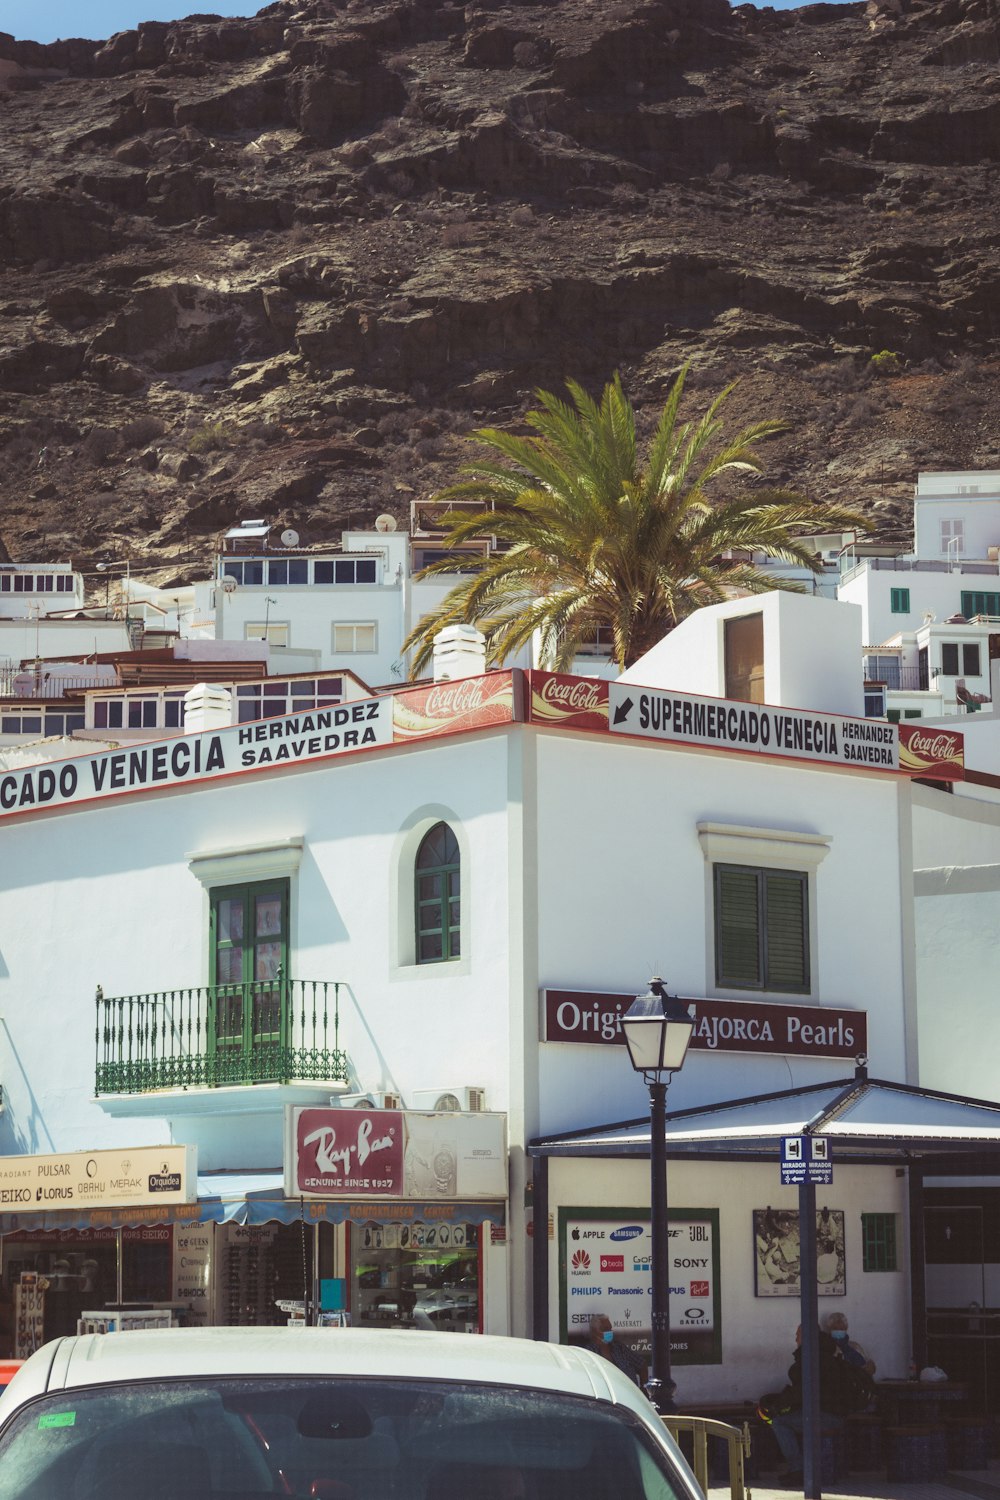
570, 1249, 591, 1272
609, 1225, 643, 1242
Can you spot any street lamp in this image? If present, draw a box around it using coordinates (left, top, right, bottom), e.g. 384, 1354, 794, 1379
621, 976, 695, 1415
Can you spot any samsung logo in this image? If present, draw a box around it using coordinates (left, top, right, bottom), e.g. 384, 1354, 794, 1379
610, 1226, 643, 1242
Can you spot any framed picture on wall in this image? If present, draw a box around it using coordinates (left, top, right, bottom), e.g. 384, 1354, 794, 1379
753, 1207, 846, 1297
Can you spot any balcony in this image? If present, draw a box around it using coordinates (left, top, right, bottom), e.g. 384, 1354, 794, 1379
95, 979, 348, 1096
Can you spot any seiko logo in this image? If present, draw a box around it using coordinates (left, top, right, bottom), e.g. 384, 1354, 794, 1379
424, 680, 487, 716
540, 678, 602, 711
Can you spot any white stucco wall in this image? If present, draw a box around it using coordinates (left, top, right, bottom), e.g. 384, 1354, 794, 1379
619, 593, 864, 718
0, 732, 514, 1168
546, 1156, 910, 1403
531, 732, 912, 1138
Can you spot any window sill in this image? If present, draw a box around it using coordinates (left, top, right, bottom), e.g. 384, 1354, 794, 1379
389, 957, 471, 983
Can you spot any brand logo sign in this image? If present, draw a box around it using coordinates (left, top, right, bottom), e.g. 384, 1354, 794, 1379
0, 1145, 196, 1213
527, 672, 609, 732
288, 1108, 507, 1201
898, 722, 965, 781
610, 1225, 643, 1242
393, 672, 516, 743
571, 1249, 591, 1272
296, 1109, 404, 1196
543, 991, 867, 1060
600, 1255, 625, 1272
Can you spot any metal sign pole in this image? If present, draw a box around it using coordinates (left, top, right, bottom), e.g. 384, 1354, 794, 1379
798, 1178, 821, 1500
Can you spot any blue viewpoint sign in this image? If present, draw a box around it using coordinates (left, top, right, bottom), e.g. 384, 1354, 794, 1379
780, 1136, 833, 1187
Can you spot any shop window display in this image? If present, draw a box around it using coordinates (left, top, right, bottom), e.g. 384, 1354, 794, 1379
350, 1222, 481, 1332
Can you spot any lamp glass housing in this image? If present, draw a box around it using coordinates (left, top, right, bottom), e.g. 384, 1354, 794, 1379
621, 980, 694, 1077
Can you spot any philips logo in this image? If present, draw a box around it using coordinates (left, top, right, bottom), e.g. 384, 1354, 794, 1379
610, 1226, 643, 1242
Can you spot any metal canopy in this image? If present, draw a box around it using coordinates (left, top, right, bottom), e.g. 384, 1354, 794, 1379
528, 1066, 1000, 1166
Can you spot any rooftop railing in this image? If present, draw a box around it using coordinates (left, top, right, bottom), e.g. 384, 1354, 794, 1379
95, 978, 348, 1095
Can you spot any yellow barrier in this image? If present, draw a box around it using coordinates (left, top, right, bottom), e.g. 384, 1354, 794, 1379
661, 1414, 751, 1500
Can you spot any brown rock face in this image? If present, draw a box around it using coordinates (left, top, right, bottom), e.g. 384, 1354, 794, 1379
1, 0, 999, 575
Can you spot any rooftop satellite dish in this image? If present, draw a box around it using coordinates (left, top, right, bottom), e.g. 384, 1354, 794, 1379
222, 576, 238, 594
375, 514, 398, 533
281, 528, 300, 548
923, 610, 936, 624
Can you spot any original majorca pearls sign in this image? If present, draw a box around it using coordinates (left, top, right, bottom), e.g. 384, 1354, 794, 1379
543, 990, 867, 1060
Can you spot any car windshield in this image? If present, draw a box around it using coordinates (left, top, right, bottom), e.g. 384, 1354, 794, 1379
0, 1375, 684, 1500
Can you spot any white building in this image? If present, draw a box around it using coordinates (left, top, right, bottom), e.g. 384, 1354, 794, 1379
0, 589, 982, 1403
0, 562, 83, 619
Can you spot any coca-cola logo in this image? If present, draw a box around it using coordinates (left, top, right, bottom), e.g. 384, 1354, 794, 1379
539, 677, 604, 711
907, 730, 960, 760
424, 680, 488, 717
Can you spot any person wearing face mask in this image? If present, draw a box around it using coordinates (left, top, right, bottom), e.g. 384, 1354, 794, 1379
587, 1313, 644, 1386
824, 1311, 876, 1377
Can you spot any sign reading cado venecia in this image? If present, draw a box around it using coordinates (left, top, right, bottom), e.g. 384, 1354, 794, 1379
0, 1145, 197, 1212
543, 990, 867, 1060
0, 699, 393, 821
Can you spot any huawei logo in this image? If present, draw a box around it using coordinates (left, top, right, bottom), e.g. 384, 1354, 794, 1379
571, 1249, 591, 1270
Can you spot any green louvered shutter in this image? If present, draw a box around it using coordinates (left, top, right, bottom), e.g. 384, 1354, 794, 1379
764, 871, 808, 993
715, 867, 761, 987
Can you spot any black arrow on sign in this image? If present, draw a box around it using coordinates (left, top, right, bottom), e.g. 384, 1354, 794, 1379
613, 696, 634, 725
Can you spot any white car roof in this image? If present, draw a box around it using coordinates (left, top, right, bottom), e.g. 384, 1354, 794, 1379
0, 1329, 655, 1425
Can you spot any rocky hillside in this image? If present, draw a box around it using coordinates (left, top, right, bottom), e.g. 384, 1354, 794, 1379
2, 0, 1000, 581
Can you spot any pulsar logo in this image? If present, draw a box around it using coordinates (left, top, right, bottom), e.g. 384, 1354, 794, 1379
610, 1225, 643, 1242
571, 1249, 591, 1271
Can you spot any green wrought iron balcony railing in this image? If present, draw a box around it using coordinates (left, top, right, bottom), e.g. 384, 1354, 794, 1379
95, 979, 349, 1095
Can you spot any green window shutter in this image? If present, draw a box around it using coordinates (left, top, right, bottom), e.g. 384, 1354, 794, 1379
415, 822, 461, 964
941, 643, 960, 675
887, 709, 901, 723
961, 592, 1000, 617
890, 588, 910, 613
764, 872, 808, 993
862, 1213, 898, 1272
715, 867, 761, 987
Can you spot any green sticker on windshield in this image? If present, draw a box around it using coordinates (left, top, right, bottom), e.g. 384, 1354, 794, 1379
38, 1412, 76, 1429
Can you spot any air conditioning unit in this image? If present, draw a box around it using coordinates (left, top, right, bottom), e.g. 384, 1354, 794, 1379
339, 1091, 403, 1110
988, 547, 1000, 562
410, 1087, 486, 1113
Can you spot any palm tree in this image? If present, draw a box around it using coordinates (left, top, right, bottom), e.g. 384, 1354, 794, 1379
403, 368, 867, 675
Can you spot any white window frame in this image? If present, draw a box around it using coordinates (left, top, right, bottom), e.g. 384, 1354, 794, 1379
245, 622, 290, 648
332, 622, 378, 654
698, 822, 831, 1000
940, 518, 965, 557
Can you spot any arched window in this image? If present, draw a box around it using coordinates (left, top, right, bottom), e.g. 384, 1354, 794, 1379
415, 822, 461, 963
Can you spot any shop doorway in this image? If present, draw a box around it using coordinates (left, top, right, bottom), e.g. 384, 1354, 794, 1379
924, 1198, 1000, 1409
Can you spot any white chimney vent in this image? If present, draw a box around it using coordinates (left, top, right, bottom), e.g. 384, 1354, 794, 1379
183, 683, 233, 732
432, 624, 486, 683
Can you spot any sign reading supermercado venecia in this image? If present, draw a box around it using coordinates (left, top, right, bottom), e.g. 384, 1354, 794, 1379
543, 990, 867, 1060
285, 1107, 507, 1201
0, 1145, 196, 1212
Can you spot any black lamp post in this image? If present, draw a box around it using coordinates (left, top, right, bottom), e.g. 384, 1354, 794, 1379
621, 976, 695, 1415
